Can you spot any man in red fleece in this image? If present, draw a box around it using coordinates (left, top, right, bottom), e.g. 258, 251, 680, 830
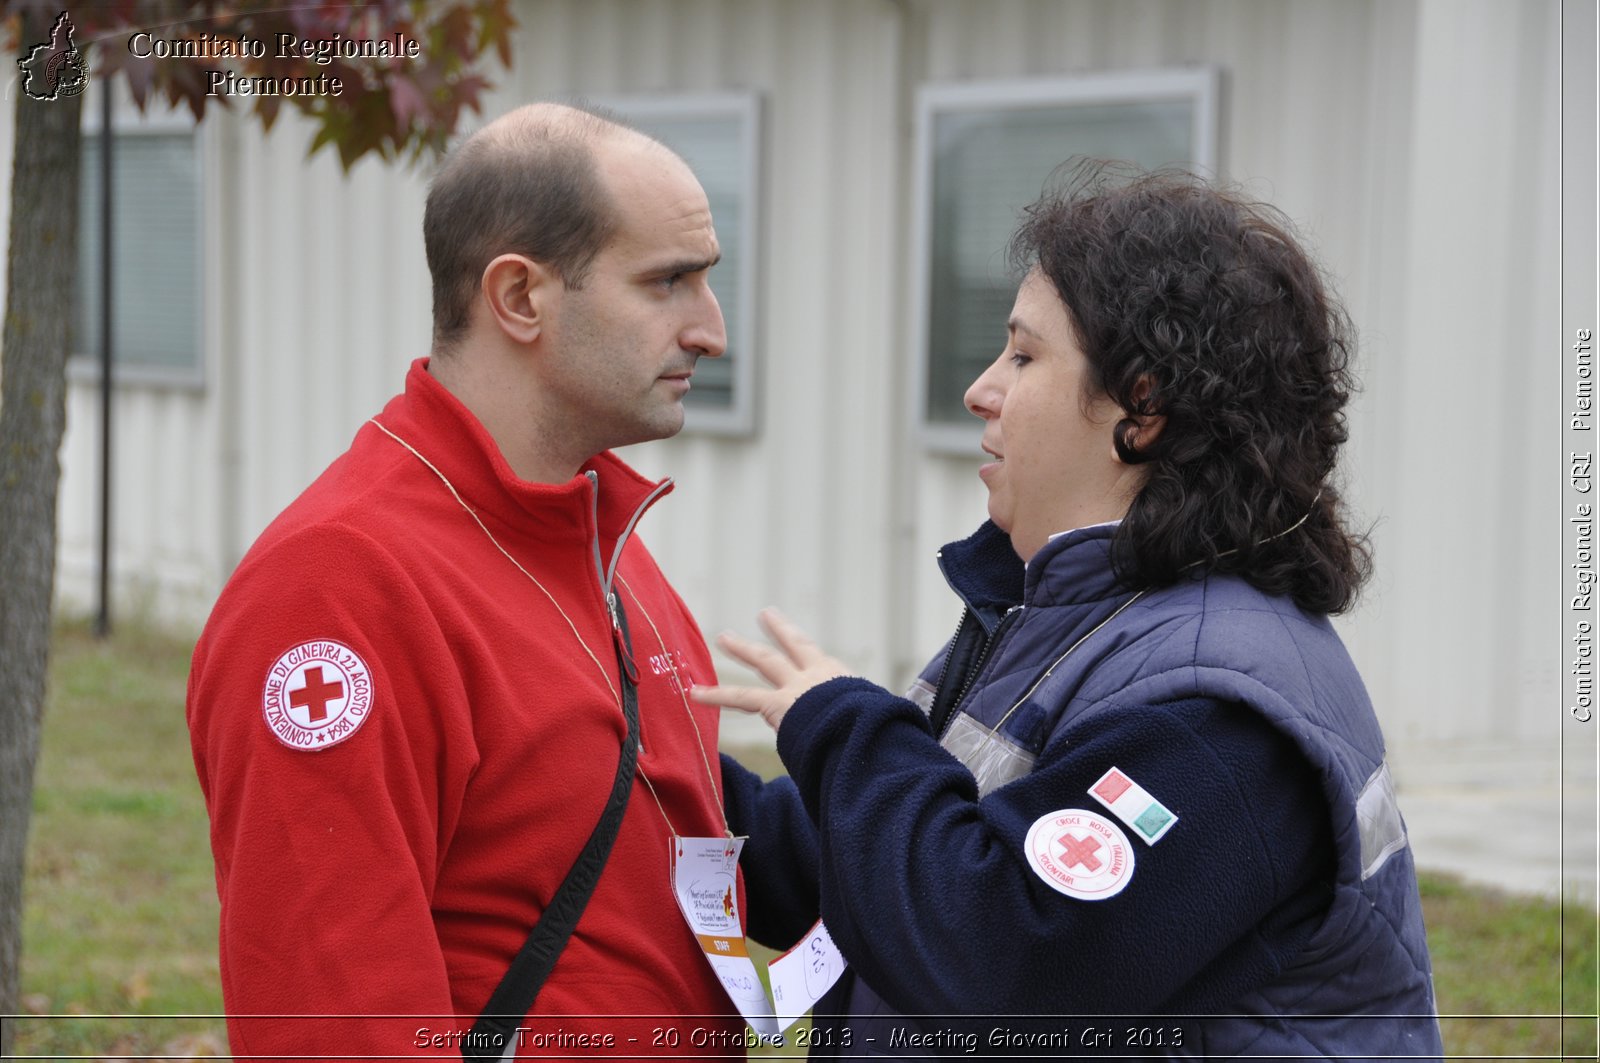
187, 103, 743, 1059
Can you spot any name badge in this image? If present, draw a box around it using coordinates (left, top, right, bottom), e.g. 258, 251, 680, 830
767, 918, 847, 1032
670, 836, 780, 1039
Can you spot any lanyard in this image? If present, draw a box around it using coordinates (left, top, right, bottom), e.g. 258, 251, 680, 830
368, 418, 727, 833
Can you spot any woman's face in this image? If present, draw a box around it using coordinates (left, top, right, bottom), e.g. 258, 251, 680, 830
963, 271, 1150, 562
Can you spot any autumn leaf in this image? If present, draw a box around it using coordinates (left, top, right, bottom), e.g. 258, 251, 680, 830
387, 70, 427, 129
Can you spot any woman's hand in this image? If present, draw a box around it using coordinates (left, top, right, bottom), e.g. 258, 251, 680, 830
689, 609, 853, 731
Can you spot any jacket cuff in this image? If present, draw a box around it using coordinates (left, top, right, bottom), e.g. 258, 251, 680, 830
776, 675, 899, 787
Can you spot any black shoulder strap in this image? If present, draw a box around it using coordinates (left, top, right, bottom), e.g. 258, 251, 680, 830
464, 595, 641, 1061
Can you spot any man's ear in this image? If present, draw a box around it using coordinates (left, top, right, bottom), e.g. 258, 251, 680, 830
1112, 375, 1166, 465
479, 254, 558, 345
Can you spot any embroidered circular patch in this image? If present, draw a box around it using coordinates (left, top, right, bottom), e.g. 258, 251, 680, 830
261, 640, 374, 751
1024, 809, 1135, 901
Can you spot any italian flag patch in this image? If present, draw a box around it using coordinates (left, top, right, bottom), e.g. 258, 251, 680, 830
1089, 767, 1178, 844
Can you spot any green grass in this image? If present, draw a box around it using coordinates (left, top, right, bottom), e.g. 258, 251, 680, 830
12, 621, 1600, 1059
16, 619, 225, 1058
1421, 871, 1598, 1059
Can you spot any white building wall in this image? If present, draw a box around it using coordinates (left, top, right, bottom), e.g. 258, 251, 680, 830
32, 0, 1565, 762
1364, 0, 1561, 756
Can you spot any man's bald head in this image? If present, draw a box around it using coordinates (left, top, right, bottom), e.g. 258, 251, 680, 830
423, 102, 672, 354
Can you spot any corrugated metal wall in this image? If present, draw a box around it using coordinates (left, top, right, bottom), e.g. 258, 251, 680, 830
38, 0, 1562, 759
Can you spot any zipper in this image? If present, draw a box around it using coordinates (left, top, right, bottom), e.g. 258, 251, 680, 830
929, 603, 1022, 740
586, 469, 670, 704
931, 605, 969, 696
947, 605, 1022, 719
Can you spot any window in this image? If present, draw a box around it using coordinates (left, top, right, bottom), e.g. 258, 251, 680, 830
73, 96, 202, 384
601, 92, 762, 435
913, 70, 1219, 448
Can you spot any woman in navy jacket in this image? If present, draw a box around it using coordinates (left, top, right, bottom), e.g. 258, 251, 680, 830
694, 163, 1442, 1061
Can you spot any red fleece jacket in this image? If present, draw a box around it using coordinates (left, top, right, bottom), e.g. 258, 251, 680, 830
188, 360, 743, 1059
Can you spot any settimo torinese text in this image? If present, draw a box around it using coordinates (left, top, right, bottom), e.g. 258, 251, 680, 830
126, 31, 420, 97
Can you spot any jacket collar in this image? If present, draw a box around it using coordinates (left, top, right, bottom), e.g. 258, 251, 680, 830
370, 358, 673, 549
940, 520, 1132, 623
937, 521, 1024, 632
1023, 522, 1128, 606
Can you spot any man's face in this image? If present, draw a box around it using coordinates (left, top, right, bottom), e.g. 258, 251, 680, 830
963, 270, 1136, 561
541, 143, 726, 456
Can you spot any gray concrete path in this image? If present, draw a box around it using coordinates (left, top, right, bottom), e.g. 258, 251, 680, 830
1394, 742, 1597, 904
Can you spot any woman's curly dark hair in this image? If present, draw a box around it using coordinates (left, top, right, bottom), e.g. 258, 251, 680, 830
1010, 160, 1372, 615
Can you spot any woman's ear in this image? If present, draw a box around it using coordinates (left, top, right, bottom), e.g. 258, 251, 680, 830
1112, 375, 1166, 465
479, 254, 558, 345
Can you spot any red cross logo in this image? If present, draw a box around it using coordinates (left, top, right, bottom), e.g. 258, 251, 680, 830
264, 640, 374, 752
1026, 809, 1135, 900
1058, 831, 1103, 872
289, 666, 345, 723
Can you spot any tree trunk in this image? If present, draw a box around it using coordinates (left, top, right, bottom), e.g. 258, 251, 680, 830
0, 40, 83, 1054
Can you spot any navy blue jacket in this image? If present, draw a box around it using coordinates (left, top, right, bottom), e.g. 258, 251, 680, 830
725, 521, 1442, 1060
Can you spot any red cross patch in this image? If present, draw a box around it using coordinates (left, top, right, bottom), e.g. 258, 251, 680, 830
261, 640, 374, 751
1024, 809, 1135, 901
1057, 831, 1104, 872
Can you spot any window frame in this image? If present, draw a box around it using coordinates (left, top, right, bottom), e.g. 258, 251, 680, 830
69, 82, 207, 392
910, 69, 1220, 453
592, 90, 763, 437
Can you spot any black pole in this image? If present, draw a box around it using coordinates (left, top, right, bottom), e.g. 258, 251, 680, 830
94, 85, 113, 639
